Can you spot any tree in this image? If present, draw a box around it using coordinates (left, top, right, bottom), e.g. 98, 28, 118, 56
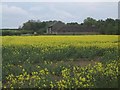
83, 17, 97, 27
22, 20, 47, 34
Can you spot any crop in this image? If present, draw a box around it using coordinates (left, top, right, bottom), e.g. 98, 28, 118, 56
2, 35, 118, 62
2, 60, 118, 88
1, 35, 119, 88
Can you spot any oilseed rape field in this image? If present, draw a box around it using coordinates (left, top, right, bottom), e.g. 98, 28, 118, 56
1, 35, 119, 88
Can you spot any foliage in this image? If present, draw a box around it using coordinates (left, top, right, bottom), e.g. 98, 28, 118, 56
25, 18, 120, 35
2, 35, 119, 88
1, 30, 34, 36
83, 17, 97, 27
20, 18, 120, 35
2, 35, 118, 62
1, 17, 119, 35
3, 60, 118, 88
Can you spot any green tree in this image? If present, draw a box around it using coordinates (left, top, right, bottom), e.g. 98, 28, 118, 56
83, 17, 97, 27
22, 20, 47, 34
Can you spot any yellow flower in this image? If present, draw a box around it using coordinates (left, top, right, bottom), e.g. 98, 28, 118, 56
80, 77, 86, 82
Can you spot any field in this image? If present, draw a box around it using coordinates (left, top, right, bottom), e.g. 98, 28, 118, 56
1, 35, 119, 88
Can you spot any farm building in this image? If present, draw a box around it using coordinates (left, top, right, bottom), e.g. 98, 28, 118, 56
47, 22, 100, 35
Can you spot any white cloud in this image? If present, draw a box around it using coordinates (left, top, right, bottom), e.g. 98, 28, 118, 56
1, 2, 118, 28
29, 7, 44, 11
1, 0, 119, 2
28, 5, 74, 22
48, 5, 75, 18
2, 4, 31, 28
0, 4, 2, 14
2, 4, 28, 16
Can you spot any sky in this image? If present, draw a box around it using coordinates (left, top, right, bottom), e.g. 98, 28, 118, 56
1, 2, 119, 29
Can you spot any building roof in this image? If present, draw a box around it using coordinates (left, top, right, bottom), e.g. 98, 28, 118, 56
48, 21, 99, 32
51, 25, 98, 32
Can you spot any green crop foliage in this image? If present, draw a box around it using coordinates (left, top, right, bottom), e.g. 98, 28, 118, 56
1, 35, 119, 88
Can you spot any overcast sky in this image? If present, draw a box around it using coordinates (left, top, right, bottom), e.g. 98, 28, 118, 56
1, 2, 118, 29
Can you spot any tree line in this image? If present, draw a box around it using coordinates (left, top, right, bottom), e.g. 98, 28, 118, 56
2, 17, 120, 35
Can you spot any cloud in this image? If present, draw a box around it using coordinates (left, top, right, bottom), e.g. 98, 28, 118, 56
0, 4, 2, 14
28, 4, 76, 22
1, 0, 119, 2
2, 4, 28, 16
29, 6, 44, 11
50, 6, 74, 18
2, 4, 30, 28
1, 2, 118, 28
